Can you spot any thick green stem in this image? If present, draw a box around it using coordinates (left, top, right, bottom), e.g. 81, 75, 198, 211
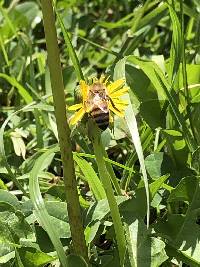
89, 120, 126, 266
40, 0, 88, 262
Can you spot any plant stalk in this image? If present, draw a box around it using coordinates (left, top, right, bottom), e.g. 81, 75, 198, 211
40, 0, 88, 262
89, 120, 126, 266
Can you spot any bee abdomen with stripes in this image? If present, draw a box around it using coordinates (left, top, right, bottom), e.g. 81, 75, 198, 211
90, 107, 109, 131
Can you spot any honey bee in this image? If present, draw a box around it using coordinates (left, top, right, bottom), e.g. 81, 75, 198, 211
68, 77, 128, 129
86, 82, 114, 130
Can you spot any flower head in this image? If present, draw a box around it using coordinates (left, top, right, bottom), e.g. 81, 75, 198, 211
68, 75, 128, 126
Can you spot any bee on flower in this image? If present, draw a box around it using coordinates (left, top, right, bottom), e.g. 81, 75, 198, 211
68, 75, 129, 131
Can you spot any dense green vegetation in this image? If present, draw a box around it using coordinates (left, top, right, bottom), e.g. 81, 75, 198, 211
0, 0, 200, 266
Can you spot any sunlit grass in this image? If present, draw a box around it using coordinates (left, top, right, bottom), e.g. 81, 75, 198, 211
0, 0, 200, 266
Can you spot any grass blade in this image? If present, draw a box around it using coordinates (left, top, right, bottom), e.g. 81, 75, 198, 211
114, 58, 151, 228
0, 74, 33, 104
53, 2, 84, 81
179, 0, 196, 142
168, 3, 182, 85
74, 155, 106, 200
125, 101, 150, 228
29, 147, 69, 267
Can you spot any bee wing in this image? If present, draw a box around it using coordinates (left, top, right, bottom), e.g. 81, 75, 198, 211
96, 100, 109, 113
98, 105, 109, 113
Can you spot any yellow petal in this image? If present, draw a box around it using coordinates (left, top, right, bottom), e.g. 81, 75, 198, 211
112, 99, 129, 105
107, 79, 125, 93
80, 80, 89, 101
92, 77, 98, 83
68, 103, 83, 111
103, 76, 110, 85
99, 74, 105, 83
110, 87, 129, 98
109, 103, 125, 117
111, 102, 127, 111
85, 104, 93, 113
69, 108, 85, 125
109, 114, 114, 123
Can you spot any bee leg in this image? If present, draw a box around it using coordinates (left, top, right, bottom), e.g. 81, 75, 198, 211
109, 114, 115, 135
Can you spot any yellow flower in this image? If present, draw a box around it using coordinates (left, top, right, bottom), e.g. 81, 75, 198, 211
68, 76, 129, 126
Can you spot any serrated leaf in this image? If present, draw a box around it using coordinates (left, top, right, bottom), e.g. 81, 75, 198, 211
145, 152, 164, 179
125, 219, 168, 267
157, 176, 200, 265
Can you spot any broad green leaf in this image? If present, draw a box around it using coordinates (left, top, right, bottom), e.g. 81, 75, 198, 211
179, 64, 200, 100
0, 219, 16, 264
140, 100, 164, 129
84, 221, 101, 245
145, 152, 164, 179
157, 176, 200, 265
0, 210, 33, 242
126, 64, 165, 129
45, 201, 71, 239
163, 130, 188, 167
66, 254, 88, 267
0, 251, 15, 264
125, 219, 168, 267
85, 196, 127, 225
14, 2, 40, 28
157, 213, 200, 266
0, 190, 21, 209
150, 174, 171, 209
98, 248, 120, 267
126, 55, 197, 152
46, 185, 66, 201
17, 247, 55, 267
120, 175, 170, 223
168, 176, 197, 203
0, 207, 34, 264
35, 225, 59, 253
150, 174, 170, 199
